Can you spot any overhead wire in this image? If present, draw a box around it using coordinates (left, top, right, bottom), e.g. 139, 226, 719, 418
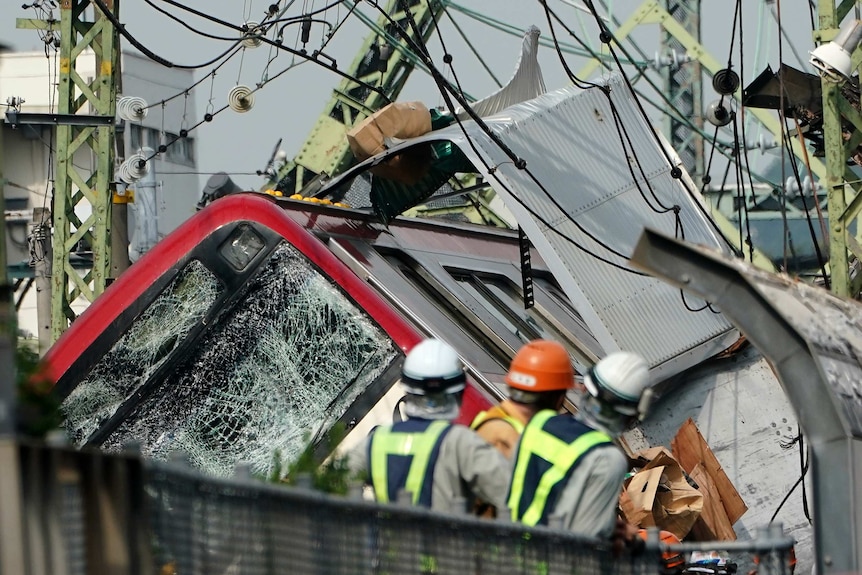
442, 0, 644, 66
761, 0, 825, 279
552, 0, 732, 256
541, 1, 746, 261
132, 0, 358, 165
732, 0, 759, 264
572, 0, 732, 314
375, 0, 648, 275
91, 0, 389, 102
547, 0, 725, 311
103, 0, 356, 171
783, 121, 830, 286
443, 9, 502, 89
428, 2, 652, 268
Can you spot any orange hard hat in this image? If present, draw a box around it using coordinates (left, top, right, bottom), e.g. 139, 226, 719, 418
638, 529, 684, 572
505, 340, 575, 393
753, 544, 796, 574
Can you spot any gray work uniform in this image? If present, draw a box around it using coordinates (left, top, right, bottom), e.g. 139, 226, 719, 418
357, 421, 511, 513
508, 410, 628, 539
547, 445, 627, 538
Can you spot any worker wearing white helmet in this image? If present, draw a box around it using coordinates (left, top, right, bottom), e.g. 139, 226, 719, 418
358, 338, 510, 513
507, 350, 653, 539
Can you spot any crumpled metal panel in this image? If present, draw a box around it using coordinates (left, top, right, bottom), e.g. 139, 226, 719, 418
454, 25, 546, 120
440, 76, 737, 379
324, 76, 739, 381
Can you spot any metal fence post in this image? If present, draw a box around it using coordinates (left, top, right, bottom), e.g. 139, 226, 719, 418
0, 440, 25, 574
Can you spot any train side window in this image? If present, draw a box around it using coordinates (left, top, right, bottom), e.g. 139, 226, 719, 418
448, 269, 601, 369
449, 271, 539, 345
378, 249, 516, 370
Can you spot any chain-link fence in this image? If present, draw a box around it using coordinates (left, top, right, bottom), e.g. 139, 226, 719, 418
146, 461, 655, 575
1, 440, 796, 575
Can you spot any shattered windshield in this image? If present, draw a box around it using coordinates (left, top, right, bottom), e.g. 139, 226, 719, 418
62, 240, 399, 478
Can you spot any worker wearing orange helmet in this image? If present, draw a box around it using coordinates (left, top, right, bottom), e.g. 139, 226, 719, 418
470, 339, 575, 459
507, 348, 653, 539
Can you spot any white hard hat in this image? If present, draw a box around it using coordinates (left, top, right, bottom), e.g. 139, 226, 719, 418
584, 351, 651, 420
401, 338, 466, 396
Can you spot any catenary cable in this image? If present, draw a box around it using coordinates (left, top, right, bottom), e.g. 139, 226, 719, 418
381, 1, 648, 274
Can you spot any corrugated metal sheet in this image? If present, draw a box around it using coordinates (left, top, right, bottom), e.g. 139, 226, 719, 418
439, 76, 737, 381
327, 76, 739, 382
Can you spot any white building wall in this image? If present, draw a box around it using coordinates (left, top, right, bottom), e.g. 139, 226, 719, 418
1, 50, 201, 341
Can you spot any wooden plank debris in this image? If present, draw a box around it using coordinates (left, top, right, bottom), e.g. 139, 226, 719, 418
672, 418, 748, 526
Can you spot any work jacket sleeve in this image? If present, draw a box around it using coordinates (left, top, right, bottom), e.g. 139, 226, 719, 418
475, 418, 521, 460
347, 435, 371, 480
445, 425, 512, 511
553, 445, 628, 539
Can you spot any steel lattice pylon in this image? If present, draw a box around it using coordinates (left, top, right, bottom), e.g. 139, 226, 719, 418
660, 0, 703, 182
51, 0, 119, 340
268, 0, 441, 196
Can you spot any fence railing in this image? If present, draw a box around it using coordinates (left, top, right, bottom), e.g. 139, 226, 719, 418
0, 439, 796, 575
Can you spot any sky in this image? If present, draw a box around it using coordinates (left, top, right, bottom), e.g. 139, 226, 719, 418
2, 0, 818, 192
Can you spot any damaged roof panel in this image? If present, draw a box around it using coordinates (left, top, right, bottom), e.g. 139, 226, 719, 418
438, 76, 739, 381
326, 76, 740, 383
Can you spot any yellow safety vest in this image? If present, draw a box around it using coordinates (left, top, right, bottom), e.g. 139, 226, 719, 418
507, 410, 612, 526
470, 405, 525, 435
369, 420, 450, 506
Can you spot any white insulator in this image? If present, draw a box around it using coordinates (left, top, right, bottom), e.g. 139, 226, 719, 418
652, 49, 692, 70
745, 134, 779, 155
228, 85, 255, 113
241, 21, 263, 48
119, 153, 150, 183
784, 175, 816, 197
117, 96, 148, 121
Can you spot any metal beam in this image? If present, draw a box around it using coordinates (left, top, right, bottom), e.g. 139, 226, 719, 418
817, 1, 862, 297
5, 111, 114, 127
631, 226, 862, 575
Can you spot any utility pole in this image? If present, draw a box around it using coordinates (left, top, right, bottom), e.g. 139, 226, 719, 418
30, 208, 53, 354
17, 0, 121, 341
0, 41, 17, 437
815, 2, 862, 298
659, 0, 703, 182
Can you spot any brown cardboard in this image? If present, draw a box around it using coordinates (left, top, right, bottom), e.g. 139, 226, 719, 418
671, 418, 748, 525
621, 447, 704, 540
689, 463, 737, 541
347, 101, 432, 161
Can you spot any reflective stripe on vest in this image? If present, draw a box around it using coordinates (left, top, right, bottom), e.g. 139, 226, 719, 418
507, 410, 612, 526
470, 406, 525, 435
369, 420, 450, 506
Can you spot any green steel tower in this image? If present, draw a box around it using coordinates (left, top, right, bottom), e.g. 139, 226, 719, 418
269, 0, 441, 196
18, 0, 120, 340
816, 1, 862, 297
660, 0, 703, 182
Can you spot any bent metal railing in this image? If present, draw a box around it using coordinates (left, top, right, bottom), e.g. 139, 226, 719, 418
0, 439, 795, 575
